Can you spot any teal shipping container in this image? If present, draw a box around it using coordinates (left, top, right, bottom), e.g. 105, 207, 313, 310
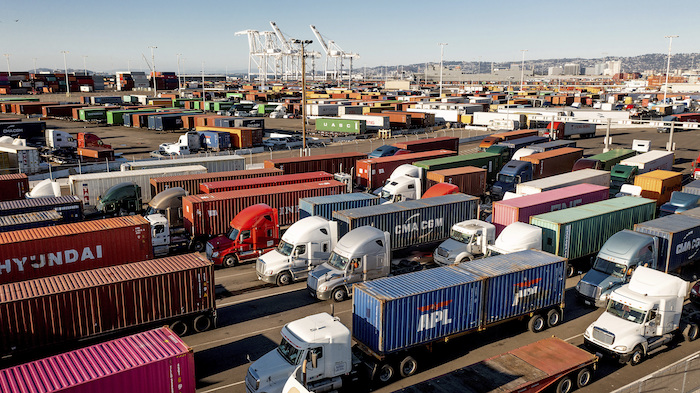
315, 118, 366, 134
414, 152, 504, 183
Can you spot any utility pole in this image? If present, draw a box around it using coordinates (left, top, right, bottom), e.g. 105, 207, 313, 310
663, 35, 679, 103
201, 61, 206, 111
438, 43, 447, 97
149, 45, 158, 97
292, 39, 313, 152
176, 54, 182, 90
520, 49, 528, 91
3, 54, 10, 76
61, 51, 70, 97
82, 55, 88, 76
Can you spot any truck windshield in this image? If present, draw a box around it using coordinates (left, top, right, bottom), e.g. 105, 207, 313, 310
226, 227, 240, 241
592, 257, 626, 278
277, 240, 294, 256
145, 206, 162, 216
497, 174, 515, 183
450, 229, 473, 244
606, 300, 646, 324
277, 338, 303, 365
327, 251, 349, 270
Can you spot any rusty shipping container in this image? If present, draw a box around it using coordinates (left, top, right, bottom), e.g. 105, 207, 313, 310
77, 146, 115, 161
393, 136, 459, 152
519, 147, 584, 178
356, 149, 457, 190
150, 168, 283, 196
0, 216, 153, 284
426, 166, 487, 197
41, 104, 86, 118
200, 171, 334, 194
0, 254, 215, 358
0, 173, 29, 201
264, 152, 366, 175
366, 112, 411, 128
183, 180, 346, 236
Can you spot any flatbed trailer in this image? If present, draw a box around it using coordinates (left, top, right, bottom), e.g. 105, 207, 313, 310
395, 337, 597, 393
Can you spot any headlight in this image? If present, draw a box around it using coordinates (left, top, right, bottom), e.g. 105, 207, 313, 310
265, 269, 274, 275
614, 345, 627, 351
692, 287, 698, 295
212, 251, 219, 258
318, 284, 328, 292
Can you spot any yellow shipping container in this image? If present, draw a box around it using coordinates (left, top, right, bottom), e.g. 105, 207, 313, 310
362, 106, 370, 114
624, 97, 633, 105
460, 114, 473, 125
633, 170, 682, 206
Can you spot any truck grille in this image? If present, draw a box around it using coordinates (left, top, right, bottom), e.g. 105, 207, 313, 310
256, 259, 264, 275
245, 368, 259, 393
307, 274, 318, 290
578, 281, 601, 300
205, 242, 213, 259
593, 326, 615, 345
436, 247, 449, 258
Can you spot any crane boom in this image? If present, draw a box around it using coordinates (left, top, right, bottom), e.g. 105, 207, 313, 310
309, 25, 328, 53
270, 21, 293, 52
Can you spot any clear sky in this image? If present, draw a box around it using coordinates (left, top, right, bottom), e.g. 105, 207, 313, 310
2, 0, 697, 74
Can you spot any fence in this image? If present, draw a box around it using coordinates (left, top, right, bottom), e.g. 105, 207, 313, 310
612, 351, 700, 393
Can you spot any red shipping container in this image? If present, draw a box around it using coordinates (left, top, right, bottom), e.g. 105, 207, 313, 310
0, 174, 29, 201
200, 171, 334, 193
0, 216, 153, 284
77, 146, 115, 161
492, 183, 609, 235
393, 136, 459, 153
0, 254, 214, 357
356, 149, 457, 190
183, 180, 346, 234
519, 147, 583, 178
41, 104, 85, 118
264, 152, 366, 175
0, 327, 196, 393
150, 168, 283, 196
426, 166, 487, 197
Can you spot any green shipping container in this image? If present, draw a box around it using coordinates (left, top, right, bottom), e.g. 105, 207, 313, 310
106, 109, 154, 125
315, 118, 366, 134
226, 92, 243, 99
79, 108, 108, 121
414, 152, 503, 183
530, 196, 656, 260
587, 149, 637, 171
0, 97, 40, 102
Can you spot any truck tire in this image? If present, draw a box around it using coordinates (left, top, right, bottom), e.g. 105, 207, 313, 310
528, 314, 546, 333
547, 309, 562, 328
555, 376, 573, 393
377, 363, 395, 383
399, 356, 418, 378
629, 346, 644, 366
223, 255, 237, 268
576, 367, 593, 388
684, 323, 699, 342
332, 287, 348, 302
169, 320, 189, 336
191, 239, 206, 252
193, 315, 212, 333
276, 271, 293, 286
566, 263, 576, 278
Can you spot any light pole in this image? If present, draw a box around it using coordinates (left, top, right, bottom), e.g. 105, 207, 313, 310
292, 39, 313, 152
61, 51, 70, 97
663, 35, 678, 103
149, 45, 158, 97
3, 54, 10, 76
201, 61, 205, 111
438, 43, 447, 97
82, 55, 88, 76
520, 49, 528, 92
176, 54, 182, 91
32, 58, 37, 75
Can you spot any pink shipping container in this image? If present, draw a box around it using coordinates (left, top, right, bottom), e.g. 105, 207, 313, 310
0, 216, 153, 284
200, 171, 334, 193
264, 152, 366, 175
392, 136, 459, 153
0, 174, 29, 202
356, 149, 457, 190
183, 180, 347, 235
0, 327, 196, 393
492, 183, 609, 235
149, 168, 283, 196
0, 254, 214, 358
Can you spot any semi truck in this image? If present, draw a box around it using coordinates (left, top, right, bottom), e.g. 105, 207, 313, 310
584, 267, 699, 365
618, 150, 674, 175
610, 164, 638, 197
544, 121, 596, 140
378, 164, 467, 203
660, 180, 700, 216
512, 139, 578, 160
355, 150, 457, 190
576, 214, 700, 307
247, 249, 566, 393
477, 129, 539, 151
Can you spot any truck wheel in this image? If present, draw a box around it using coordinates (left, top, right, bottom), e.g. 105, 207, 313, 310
399, 356, 418, 378
222, 255, 237, 268
555, 376, 573, 393
576, 367, 592, 388
191, 239, 206, 252
566, 263, 576, 278
169, 320, 189, 336
629, 346, 644, 366
377, 363, 395, 383
528, 314, 546, 333
332, 287, 348, 302
684, 323, 699, 341
547, 309, 562, 328
276, 271, 293, 286
193, 315, 212, 333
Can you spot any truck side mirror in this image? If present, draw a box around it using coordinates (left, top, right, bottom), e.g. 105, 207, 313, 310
310, 351, 318, 369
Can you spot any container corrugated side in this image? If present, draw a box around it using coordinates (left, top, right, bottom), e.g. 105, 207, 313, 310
299, 193, 381, 220
353, 265, 482, 355
682, 180, 700, 196
530, 196, 657, 260
457, 249, 566, 325
0, 210, 63, 232
425, 166, 486, 197
149, 168, 283, 196
392, 136, 459, 153
0, 327, 195, 393
0, 254, 213, 357
0, 173, 28, 201
516, 169, 610, 195
0, 195, 82, 222
121, 155, 245, 173
200, 171, 334, 194
634, 214, 700, 272
332, 193, 478, 250
356, 150, 457, 189
681, 206, 700, 220
264, 152, 366, 175
634, 170, 682, 206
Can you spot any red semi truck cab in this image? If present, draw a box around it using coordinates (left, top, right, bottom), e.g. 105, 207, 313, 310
78, 132, 112, 149
694, 153, 700, 179
206, 204, 280, 267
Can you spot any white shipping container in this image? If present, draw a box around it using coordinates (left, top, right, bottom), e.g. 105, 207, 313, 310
407, 108, 461, 123
120, 155, 245, 173
0, 143, 40, 174
516, 169, 610, 196
472, 112, 526, 126
619, 150, 674, 174
69, 165, 207, 205
306, 104, 340, 117
340, 115, 390, 129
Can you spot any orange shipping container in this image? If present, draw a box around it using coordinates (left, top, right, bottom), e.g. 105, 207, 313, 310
634, 170, 682, 206
426, 166, 487, 197
520, 147, 584, 178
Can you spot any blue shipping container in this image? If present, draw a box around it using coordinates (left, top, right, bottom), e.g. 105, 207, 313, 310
197, 131, 231, 151
299, 193, 381, 220
332, 193, 478, 250
0, 210, 63, 232
0, 195, 82, 222
633, 214, 700, 272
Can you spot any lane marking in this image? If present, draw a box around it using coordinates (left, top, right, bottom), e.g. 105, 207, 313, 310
198, 380, 245, 393
564, 333, 583, 342
611, 350, 700, 392
216, 286, 303, 308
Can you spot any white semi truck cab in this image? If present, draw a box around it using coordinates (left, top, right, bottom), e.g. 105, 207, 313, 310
380, 164, 424, 203
583, 266, 698, 365
256, 216, 338, 286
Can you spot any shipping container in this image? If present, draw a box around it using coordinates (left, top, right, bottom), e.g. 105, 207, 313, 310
0, 254, 214, 357
527, 139, 577, 153
356, 150, 457, 190
493, 184, 609, 235
580, 148, 638, 171
366, 112, 411, 128
78, 146, 114, 161
0, 327, 196, 393
478, 129, 539, 151
0, 173, 28, 201
633, 170, 683, 206
340, 114, 390, 129
148, 113, 185, 131
0, 143, 40, 174
198, 130, 232, 151
619, 150, 674, 174
299, 193, 381, 221
264, 152, 365, 175
519, 147, 584, 178
0, 121, 46, 144
392, 136, 459, 153
183, 180, 347, 236
315, 118, 367, 134
200, 171, 334, 194
150, 168, 283, 196
493, 135, 549, 156
516, 169, 610, 196
530, 196, 657, 261
0, 195, 83, 221
634, 214, 700, 273
121, 154, 244, 174
0, 210, 63, 232
352, 249, 565, 355
0, 216, 153, 284
333, 193, 478, 250
426, 166, 487, 197
680, 206, 700, 220
414, 152, 504, 183
682, 179, 700, 196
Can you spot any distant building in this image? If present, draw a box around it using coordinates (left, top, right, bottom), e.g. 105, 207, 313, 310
604, 60, 622, 76
563, 63, 581, 75
548, 66, 563, 76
